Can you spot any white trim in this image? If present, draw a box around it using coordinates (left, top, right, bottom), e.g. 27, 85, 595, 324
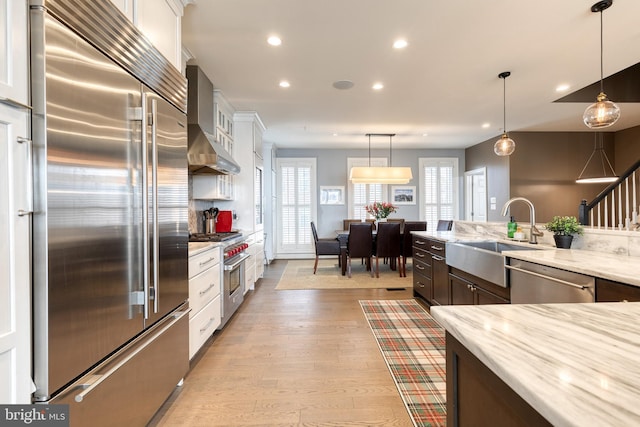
276, 157, 317, 256
419, 157, 459, 230
464, 167, 487, 222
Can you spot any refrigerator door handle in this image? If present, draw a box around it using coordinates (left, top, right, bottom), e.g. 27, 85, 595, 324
141, 92, 150, 319
151, 98, 159, 314
16, 136, 34, 217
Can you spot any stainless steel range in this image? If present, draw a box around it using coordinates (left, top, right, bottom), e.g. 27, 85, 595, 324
190, 232, 249, 328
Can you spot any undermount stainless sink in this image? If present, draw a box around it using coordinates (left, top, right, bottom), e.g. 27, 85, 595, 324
445, 240, 542, 287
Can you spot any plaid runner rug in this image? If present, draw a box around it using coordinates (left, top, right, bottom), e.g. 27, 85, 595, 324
360, 299, 446, 427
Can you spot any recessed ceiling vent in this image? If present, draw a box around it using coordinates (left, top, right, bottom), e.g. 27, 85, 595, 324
333, 80, 354, 90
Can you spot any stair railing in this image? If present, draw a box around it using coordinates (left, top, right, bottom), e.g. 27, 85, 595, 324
579, 159, 640, 230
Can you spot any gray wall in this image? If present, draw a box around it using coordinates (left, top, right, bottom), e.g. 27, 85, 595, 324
465, 138, 510, 222
277, 147, 465, 237
465, 127, 640, 224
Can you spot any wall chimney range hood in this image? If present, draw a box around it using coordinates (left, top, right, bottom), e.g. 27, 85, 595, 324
186, 65, 241, 175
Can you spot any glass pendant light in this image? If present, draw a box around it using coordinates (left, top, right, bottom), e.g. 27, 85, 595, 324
494, 71, 516, 156
349, 134, 413, 184
583, 0, 620, 129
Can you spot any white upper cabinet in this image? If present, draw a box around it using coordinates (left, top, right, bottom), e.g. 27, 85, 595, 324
0, 0, 28, 105
110, 0, 184, 70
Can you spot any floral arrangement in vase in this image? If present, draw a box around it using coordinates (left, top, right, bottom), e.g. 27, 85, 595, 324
365, 202, 398, 220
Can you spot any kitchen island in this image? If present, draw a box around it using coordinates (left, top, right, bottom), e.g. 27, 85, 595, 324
412, 229, 640, 287
431, 302, 640, 427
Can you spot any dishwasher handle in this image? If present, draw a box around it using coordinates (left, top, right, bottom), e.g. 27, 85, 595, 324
505, 264, 592, 290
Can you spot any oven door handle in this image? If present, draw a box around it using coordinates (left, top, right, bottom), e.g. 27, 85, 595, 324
224, 252, 250, 270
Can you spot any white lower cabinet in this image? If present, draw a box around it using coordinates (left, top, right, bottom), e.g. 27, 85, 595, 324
244, 233, 256, 294
243, 231, 265, 294
188, 245, 222, 359
189, 296, 221, 360
255, 233, 265, 280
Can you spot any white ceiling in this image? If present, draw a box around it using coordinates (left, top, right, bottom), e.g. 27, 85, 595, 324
181, 0, 640, 150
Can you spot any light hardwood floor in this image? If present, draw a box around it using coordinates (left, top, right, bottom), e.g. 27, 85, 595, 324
149, 259, 417, 426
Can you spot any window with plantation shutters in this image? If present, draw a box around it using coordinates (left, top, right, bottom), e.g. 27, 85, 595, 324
419, 158, 458, 232
347, 157, 387, 220
277, 158, 316, 255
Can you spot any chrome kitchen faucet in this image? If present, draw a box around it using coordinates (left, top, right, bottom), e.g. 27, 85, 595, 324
501, 197, 544, 244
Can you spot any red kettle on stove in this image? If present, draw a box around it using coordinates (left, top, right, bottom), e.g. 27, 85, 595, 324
216, 210, 233, 232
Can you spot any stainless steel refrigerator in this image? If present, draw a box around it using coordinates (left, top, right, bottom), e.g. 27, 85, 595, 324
30, 1, 189, 425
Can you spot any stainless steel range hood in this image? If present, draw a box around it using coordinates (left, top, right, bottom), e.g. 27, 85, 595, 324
186, 65, 240, 175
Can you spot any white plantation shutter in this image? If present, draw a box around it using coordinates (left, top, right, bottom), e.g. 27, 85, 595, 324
419, 158, 458, 232
277, 158, 316, 254
347, 157, 387, 220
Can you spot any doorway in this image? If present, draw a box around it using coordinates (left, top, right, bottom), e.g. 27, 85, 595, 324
464, 168, 487, 222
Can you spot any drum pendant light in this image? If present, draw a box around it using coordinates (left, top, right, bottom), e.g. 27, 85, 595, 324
494, 71, 516, 156
583, 0, 620, 129
349, 133, 413, 184
576, 132, 618, 184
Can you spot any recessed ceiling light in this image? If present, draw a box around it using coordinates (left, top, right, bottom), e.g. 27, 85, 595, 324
372, 82, 384, 90
482, 123, 490, 129
279, 80, 290, 88
267, 36, 282, 46
332, 80, 354, 90
332, 133, 338, 137
556, 84, 570, 92
393, 39, 408, 49
422, 133, 428, 137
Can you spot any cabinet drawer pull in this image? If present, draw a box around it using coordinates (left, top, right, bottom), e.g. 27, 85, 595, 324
430, 245, 443, 251
199, 283, 216, 296
0, 97, 32, 110
417, 283, 425, 288
415, 264, 425, 271
199, 257, 216, 267
432, 255, 444, 261
415, 252, 425, 258
415, 240, 426, 245
200, 317, 216, 334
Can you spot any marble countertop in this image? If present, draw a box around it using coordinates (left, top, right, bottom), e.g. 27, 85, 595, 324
431, 302, 640, 427
412, 230, 640, 287
188, 241, 220, 256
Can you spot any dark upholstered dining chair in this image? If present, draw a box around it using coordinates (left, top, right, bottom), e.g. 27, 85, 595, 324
437, 220, 453, 231
386, 218, 405, 233
346, 222, 374, 278
343, 218, 376, 231
401, 221, 427, 276
374, 222, 403, 278
311, 221, 341, 274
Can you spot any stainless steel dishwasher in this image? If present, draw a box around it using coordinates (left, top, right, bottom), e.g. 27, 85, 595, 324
506, 259, 595, 303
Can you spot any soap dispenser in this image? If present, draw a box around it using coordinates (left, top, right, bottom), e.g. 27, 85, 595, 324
507, 216, 517, 238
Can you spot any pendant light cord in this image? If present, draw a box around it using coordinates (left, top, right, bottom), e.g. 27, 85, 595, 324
389, 135, 393, 167
599, 9, 604, 93
368, 134, 371, 167
503, 76, 507, 133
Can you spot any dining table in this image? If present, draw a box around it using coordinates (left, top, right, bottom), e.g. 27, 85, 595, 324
335, 229, 401, 276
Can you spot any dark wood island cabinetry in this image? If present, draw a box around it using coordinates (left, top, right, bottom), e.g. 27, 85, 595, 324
449, 267, 510, 305
596, 277, 640, 302
412, 235, 449, 305
446, 331, 552, 427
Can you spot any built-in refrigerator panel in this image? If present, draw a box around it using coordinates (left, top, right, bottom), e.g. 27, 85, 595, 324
143, 89, 188, 327
32, 12, 146, 399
